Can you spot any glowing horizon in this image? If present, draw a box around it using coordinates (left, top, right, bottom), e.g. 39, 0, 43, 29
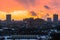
0, 10, 37, 20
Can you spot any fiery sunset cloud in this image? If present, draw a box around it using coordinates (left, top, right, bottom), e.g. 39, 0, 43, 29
0, 0, 60, 20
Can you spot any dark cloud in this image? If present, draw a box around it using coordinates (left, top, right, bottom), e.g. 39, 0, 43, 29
46, 13, 49, 16
30, 11, 37, 16
44, 5, 50, 10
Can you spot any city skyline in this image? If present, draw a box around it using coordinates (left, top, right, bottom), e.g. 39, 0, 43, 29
0, 14, 59, 22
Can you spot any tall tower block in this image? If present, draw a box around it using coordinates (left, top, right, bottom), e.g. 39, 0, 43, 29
6, 14, 11, 25
53, 14, 58, 25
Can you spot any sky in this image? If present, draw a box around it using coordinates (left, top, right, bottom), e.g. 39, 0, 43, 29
0, 0, 60, 20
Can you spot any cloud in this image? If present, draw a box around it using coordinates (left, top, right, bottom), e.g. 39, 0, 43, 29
44, 5, 50, 10
30, 11, 37, 16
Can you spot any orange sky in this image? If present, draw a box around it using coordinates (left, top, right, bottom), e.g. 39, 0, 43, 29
0, 0, 60, 20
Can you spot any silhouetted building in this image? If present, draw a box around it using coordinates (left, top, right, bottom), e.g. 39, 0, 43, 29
47, 18, 52, 29
34, 18, 46, 28
51, 32, 60, 40
47, 18, 52, 22
6, 14, 11, 25
23, 18, 34, 28
53, 14, 58, 25
6, 14, 11, 22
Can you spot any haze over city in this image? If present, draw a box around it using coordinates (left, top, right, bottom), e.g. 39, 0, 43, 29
0, 0, 60, 20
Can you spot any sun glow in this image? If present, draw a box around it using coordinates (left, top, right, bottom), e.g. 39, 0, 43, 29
0, 10, 38, 20
9, 10, 32, 20
0, 11, 7, 20
0, 10, 53, 21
